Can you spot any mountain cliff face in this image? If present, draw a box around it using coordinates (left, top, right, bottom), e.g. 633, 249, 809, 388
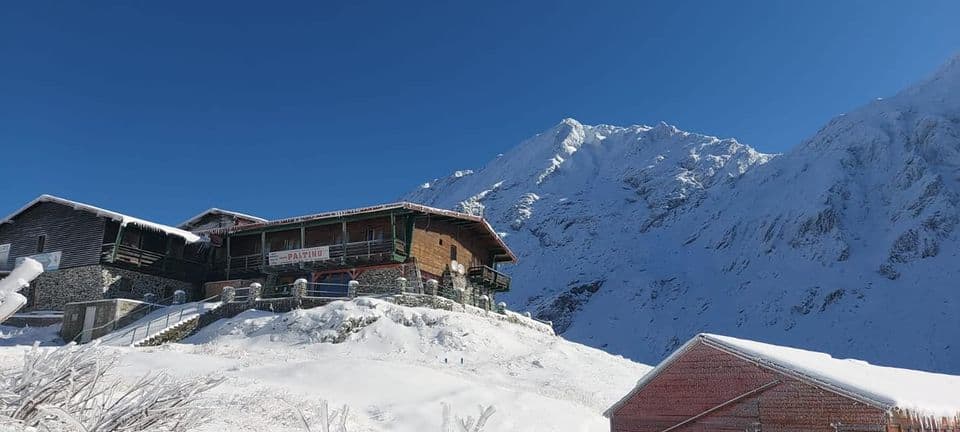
404, 55, 960, 373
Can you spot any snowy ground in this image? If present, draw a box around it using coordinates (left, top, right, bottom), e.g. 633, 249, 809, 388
0, 299, 650, 431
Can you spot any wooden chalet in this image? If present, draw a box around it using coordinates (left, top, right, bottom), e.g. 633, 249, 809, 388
607, 333, 960, 432
178, 208, 266, 232
0, 195, 517, 312
202, 202, 516, 303
0, 195, 209, 309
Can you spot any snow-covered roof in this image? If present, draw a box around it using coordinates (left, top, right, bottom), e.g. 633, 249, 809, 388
178, 208, 267, 229
1, 195, 202, 243
202, 201, 517, 262
606, 333, 960, 420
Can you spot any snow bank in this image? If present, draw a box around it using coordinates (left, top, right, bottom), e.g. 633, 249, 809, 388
705, 334, 960, 418
124, 298, 650, 431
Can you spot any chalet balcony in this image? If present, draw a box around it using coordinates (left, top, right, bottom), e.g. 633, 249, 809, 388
468, 265, 511, 292
226, 238, 406, 274
101, 243, 206, 280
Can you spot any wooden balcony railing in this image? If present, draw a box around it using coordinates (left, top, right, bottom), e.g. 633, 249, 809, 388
467, 265, 511, 292
101, 243, 206, 279
225, 239, 406, 274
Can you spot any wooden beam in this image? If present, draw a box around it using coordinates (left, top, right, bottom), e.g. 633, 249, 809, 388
225, 235, 232, 279
340, 220, 347, 264
110, 224, 124, 263
260, 231, 267, 267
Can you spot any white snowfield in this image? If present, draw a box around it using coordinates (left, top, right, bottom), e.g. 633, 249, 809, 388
70, 298, 651, 432
404, 54, 960, 374
702, 334, 960, 419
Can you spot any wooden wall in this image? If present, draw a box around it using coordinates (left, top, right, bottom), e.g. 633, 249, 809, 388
0, 202, 105, 269
410, 217, 492, 277
611, 341, 890, 432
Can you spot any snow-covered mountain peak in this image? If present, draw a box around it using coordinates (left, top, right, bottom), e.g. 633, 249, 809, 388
404, 55, 960, 374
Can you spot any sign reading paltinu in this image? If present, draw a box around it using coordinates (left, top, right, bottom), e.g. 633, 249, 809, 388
268, 246, 330, 266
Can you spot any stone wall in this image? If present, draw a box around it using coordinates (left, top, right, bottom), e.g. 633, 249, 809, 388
439, 269, 495, 308
354, 263, 422, 295
25, 264, 197, 311
28, 266, 109, 311
101, 266, 197, 302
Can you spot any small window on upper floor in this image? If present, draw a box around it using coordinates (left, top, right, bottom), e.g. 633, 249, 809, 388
450, 245, 458, 261
36, 235, 45, 253
439, 238, 444, 246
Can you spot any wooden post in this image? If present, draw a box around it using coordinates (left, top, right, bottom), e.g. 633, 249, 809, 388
390, 212, 397, 253
111, 223, 125, 263
260, 231, 267, 266
340, 220, 347, 264
404, 215, 415, 256
225, 235, 232, 279
299, 224, 306, 270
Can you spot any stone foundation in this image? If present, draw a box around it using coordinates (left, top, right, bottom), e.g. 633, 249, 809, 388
439, 269, 496, 308
25, 264, 197, 311
353, 263, 423, 295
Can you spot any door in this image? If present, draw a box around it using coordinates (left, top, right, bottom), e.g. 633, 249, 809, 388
80, 306, 97, 343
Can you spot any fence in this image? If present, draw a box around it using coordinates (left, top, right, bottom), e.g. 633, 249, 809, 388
101, 294, 222, 346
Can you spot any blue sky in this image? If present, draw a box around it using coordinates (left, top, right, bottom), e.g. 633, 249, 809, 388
1, 1, 959, 225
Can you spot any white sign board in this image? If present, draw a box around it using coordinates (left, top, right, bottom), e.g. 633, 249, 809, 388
17, 251, 62, 271
268, 246, 330, 266
0, 244, 9, 266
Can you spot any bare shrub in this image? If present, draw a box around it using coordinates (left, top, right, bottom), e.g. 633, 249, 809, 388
441, 404, 496, 432
0, 342, 222, 431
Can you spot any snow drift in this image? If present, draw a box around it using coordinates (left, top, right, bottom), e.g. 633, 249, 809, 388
77, 298, 651, 432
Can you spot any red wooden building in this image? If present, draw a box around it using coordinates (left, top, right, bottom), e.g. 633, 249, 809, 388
607, 334, 960, 432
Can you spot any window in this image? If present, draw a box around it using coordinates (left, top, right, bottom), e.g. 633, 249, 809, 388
438, 238, 443, 246
36, 235, 45, 253
365, 228, 383, 242
450, 245, 458, 261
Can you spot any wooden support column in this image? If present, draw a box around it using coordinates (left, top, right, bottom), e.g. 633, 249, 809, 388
260, 231, 267, 267
404, 215, 415, 256
340, 220, 348, 264
390, 212, 397, 254
299, 223, 306, 270
110, 223, 125, 263
225, 235, 232, 279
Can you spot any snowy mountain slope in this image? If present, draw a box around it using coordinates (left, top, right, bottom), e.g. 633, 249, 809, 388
63, 299, 647, 432
404, 55, 960, 374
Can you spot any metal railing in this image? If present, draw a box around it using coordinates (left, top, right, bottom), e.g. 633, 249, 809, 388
70, 295, 177, 344
102, 294, 222, 346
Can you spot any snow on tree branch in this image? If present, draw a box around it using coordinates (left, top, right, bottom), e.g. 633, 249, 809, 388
0, 342, 223, 431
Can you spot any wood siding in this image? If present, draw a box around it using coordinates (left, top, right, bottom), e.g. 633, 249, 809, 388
0, 201, 105, 269
411, 217, 492, 277
611, 341, 889, 432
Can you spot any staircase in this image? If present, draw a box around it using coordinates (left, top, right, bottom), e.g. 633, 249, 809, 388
99, 297, 223, 347
133, 303, 223, 347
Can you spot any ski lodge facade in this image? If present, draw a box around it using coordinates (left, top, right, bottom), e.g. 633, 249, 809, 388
607, 334, 960, 432
0, 195, 515, 312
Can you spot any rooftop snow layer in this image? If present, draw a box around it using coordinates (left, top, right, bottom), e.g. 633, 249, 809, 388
1, 195, 202, 243
703, 334, 960, 418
